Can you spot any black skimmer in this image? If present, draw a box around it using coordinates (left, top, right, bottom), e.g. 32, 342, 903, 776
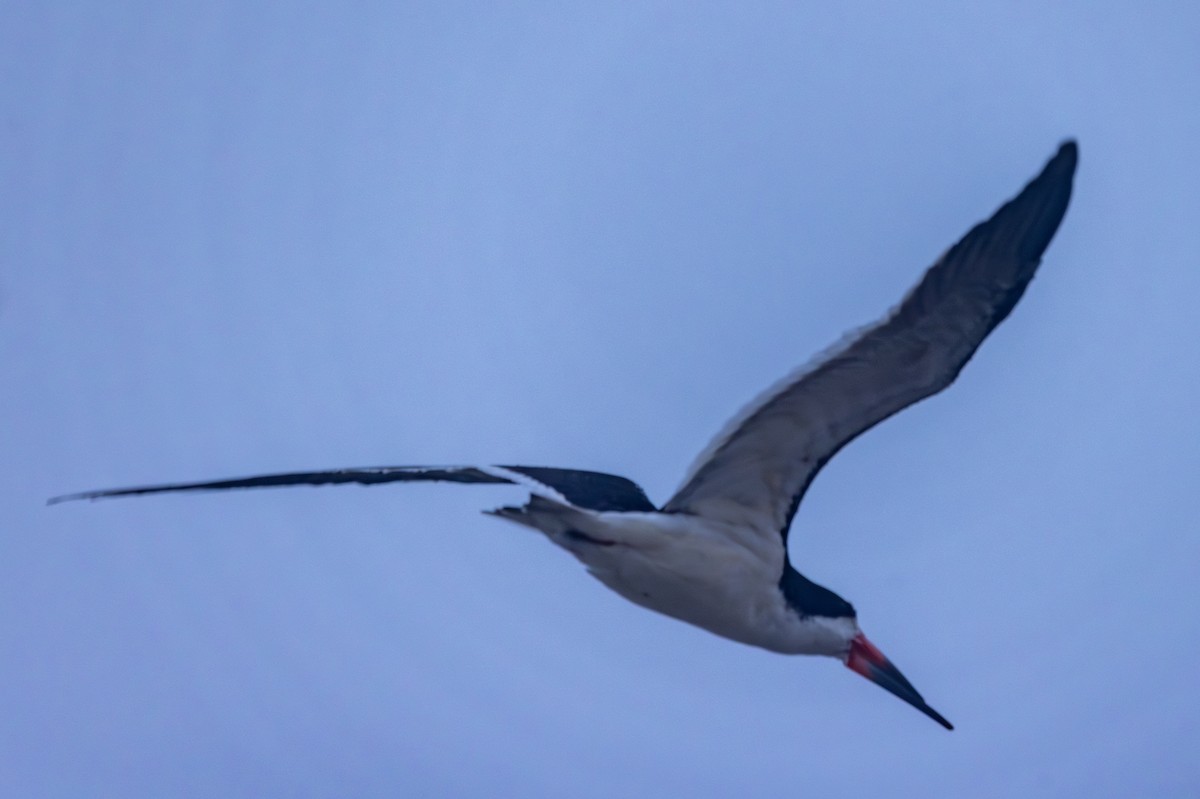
51, 141, 1078, 730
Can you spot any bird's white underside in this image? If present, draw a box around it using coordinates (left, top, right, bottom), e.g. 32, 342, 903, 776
489, 498, 859, 656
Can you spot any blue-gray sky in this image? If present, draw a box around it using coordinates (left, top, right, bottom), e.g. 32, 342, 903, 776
3, 3, 1199, 797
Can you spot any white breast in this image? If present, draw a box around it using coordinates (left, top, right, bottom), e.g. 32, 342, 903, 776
559, 512, 854, 656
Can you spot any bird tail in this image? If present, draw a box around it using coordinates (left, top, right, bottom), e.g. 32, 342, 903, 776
483, 493, 582, 529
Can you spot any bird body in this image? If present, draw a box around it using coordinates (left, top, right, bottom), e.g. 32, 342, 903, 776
51, 142, 1080, 730
492, 496, 848, 656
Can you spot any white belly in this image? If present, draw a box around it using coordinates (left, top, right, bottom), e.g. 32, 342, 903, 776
542, 511, 848, 656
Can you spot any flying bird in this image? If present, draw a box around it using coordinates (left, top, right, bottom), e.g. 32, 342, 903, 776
51, 141, 1078, 730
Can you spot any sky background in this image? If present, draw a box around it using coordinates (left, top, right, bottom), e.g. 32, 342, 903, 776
3, 3, 1199, 797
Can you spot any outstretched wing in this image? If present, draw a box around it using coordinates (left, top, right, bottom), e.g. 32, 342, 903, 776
664, 141, 1078, 540
49, 464, 657, 513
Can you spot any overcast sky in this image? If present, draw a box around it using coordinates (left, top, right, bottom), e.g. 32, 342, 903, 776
3, 3, 1199, 797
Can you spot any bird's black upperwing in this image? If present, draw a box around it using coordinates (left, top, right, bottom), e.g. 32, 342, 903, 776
498, 466, 656, 512
664, 141, 1078, 543
49, 465, 656, 513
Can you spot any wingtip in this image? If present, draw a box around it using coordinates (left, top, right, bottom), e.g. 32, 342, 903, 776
1053, 139, 1079, 171
47, 492, 91, 506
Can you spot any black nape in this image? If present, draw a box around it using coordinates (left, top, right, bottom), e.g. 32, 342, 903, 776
779, 562, 856, 619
